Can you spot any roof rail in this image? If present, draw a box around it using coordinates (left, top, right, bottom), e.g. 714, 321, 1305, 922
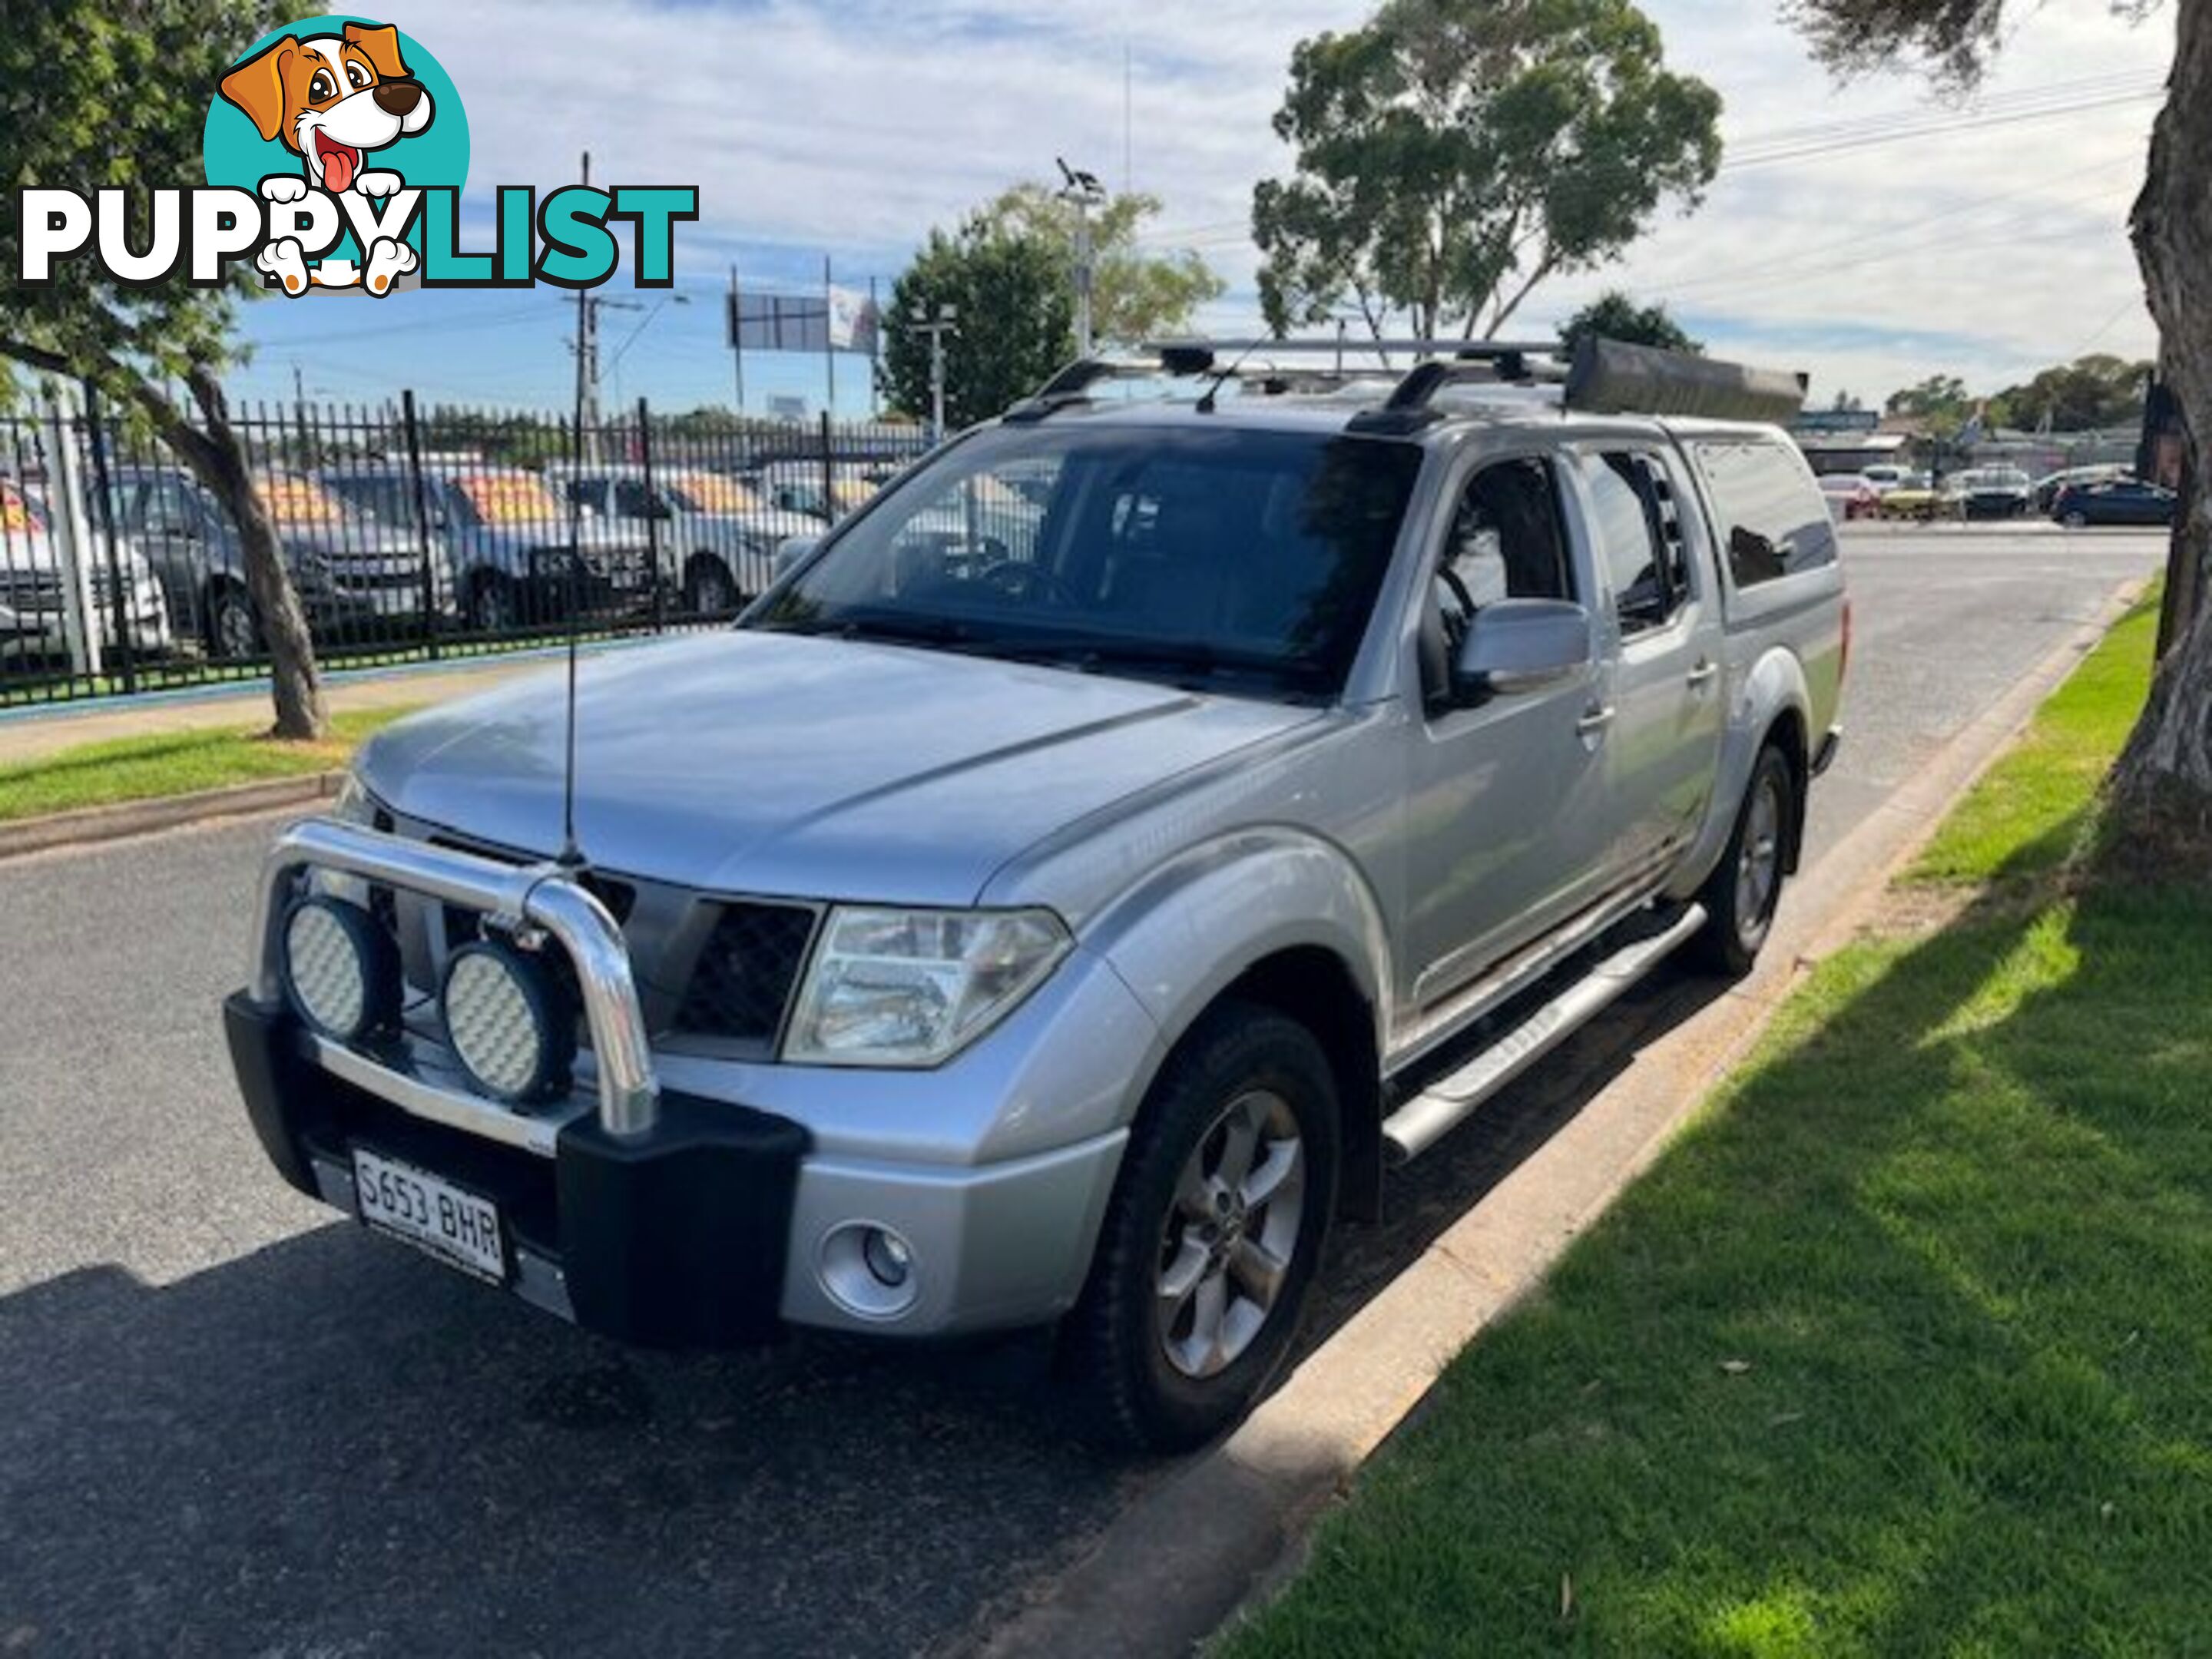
1002, 348, 1220, 422
1003, 335, 1806, 428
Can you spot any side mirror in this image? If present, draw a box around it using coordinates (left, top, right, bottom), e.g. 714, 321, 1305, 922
1452, 598, 1593, 700
773, 535, 822, 577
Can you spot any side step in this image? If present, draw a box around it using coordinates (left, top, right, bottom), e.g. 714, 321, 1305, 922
1380, 904, 1707, 1165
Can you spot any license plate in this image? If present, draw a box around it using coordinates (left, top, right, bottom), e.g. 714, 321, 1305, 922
351, 1147, 505, 1282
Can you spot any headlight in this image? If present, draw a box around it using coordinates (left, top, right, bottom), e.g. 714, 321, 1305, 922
782, 906, 1070, 1068
329, 770, 379, 826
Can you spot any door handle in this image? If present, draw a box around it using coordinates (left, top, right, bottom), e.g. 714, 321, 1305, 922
1686, 660, 1719, 689
1577, 704, 1618, 737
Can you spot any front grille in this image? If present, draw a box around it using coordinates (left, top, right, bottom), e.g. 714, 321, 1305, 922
441, 871, 634, 955
674, 902, 816, 1043
0, 570, 63, 611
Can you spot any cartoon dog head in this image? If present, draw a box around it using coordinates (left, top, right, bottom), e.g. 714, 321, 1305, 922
219, 23, 433, 193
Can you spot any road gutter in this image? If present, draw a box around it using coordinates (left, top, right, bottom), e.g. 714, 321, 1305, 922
957, 575, 2148, 1659
0, 772, 343, 862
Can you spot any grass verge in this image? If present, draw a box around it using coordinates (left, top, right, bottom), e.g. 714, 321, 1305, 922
1222, 588, 2212, 1656
0, 707, 413, 823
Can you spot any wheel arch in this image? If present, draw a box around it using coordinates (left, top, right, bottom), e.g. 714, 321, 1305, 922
1211, 947, 1383, 1224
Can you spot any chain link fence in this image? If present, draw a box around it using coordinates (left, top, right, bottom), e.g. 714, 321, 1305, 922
0, 389, 932, 707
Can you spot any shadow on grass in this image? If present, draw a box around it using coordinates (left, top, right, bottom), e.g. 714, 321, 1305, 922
1227, 828, 2212, 1657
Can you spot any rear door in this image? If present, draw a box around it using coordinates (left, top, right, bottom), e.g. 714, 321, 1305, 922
1570, 445, 1727, 882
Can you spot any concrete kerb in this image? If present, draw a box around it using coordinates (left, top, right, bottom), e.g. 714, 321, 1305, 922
957, 575, 2150, 1659
0, 772, 346, 862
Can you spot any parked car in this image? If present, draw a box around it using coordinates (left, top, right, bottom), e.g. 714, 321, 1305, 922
0, 478, 174, 665
1876, 473, 1949, 522
227, 349, 1846, 1451
2032, 464, 2131, 514
2051, 476, 2177, 528
1816, 473, 1881, 522
106, 464, 452, 659
1944, 466, 2034, 521
319, 465, 653, 634
544, 464, 785, 614
1859, 463, 1914, 494
747, 462, 880, 525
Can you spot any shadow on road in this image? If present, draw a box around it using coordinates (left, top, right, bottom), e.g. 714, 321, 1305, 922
0, 972, 1724, 1658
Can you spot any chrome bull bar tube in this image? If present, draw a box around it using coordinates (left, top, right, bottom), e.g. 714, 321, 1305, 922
249, 817, 661, 1141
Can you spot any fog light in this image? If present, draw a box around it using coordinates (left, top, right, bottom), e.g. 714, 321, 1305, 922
441, 939, 575, 1103
818, 1222, 922, 1320
283, 896, 399, 1044
863, 1227, 912, 1288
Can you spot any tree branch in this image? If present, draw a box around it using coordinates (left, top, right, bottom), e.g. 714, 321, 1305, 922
1485, 250, 1559, 340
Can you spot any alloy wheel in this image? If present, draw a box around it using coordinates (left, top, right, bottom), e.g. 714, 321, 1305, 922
1735, 770, 1785, 947
1154, 1088, 1306, 1380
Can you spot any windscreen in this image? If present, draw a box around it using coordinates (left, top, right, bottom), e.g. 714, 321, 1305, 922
747, 423, 1425, 697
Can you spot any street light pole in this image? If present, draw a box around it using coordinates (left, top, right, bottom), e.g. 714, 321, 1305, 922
1056, 157, 1106, 357
910, 303, 959, 443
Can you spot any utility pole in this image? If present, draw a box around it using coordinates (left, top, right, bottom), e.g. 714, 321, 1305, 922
572, 151, 600, 460
910, 303, 958, 443
729, 264, 746, 416
1056, 157, 1106, 357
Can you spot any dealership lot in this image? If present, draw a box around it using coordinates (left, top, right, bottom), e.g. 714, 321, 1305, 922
0, 530, 2163, 1657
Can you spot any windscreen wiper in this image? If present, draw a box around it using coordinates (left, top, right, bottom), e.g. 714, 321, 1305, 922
1000, 633, 1320, 686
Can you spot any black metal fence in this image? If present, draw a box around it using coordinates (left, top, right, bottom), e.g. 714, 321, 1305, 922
0, 392, 934, 707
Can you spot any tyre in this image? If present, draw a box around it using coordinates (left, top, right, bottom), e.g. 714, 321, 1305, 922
205, 582, 261, 661
1058, 1001, 1339, 1452
466, 571, 520, 634
684, 555, 737, 615
2062, 510, 2089, 530
1692, 743, 1796, 978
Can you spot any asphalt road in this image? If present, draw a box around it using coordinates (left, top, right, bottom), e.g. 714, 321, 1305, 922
0, 527, 2161, 1658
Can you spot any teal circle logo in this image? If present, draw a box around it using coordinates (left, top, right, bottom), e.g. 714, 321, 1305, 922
204, 15, 468, 292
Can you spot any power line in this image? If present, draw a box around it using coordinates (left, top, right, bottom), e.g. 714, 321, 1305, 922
1135, 74, 2159, 250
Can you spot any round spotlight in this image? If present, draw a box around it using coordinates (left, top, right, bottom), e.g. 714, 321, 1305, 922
440, 939, 576, 1103
817, 1222, 922, 1320
283, 896, 400, 1044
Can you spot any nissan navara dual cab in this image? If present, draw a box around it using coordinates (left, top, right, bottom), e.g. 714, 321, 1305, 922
226, 340, 1847, 1452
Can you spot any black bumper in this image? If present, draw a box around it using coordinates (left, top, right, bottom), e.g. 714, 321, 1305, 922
224, 992, 809, 1349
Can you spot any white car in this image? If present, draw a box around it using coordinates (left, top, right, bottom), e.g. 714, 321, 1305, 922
0, 478, 174, 665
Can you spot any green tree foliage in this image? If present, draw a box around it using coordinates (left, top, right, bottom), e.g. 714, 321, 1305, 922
1884, 373, 1974, 423
882, 185, 1226, 430
1252, 0, 1723, 341
883, 221, 1073, 431
978, 184, 1225, 346
1988, 354, 2154, 432
1559, 291, 1703, 354
0, 0, 327, 738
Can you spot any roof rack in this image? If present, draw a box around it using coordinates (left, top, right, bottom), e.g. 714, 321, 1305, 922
1003, 336, 1806, 428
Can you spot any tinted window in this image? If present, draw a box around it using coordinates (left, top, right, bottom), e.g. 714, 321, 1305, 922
1587, 453, 1683, 633
1429, 457, 1573, 691
1694, 441, 1836, 590
753, 426, 1424, 697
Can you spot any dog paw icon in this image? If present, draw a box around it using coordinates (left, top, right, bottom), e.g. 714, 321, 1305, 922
257, 174, 309, 205
256, 237, 310, 296
364, 237, 419, 296
356, 171, 405, 199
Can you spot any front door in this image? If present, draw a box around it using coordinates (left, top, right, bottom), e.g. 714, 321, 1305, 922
1402, 452, 1611, 1012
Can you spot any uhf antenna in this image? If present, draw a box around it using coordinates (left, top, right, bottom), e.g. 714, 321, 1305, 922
558, 151, 591, 871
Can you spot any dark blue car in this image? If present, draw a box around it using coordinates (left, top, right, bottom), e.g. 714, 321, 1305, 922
2051, 478, 2177, 528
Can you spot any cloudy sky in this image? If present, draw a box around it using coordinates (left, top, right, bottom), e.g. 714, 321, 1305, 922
233, 0, 2174, 416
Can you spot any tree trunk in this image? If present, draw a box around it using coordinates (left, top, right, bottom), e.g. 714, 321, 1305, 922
2118, 0, 2212, 869
179, 366, 327, 741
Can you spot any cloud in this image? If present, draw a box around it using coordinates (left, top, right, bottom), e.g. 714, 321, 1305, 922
239, 0, 2174, 405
